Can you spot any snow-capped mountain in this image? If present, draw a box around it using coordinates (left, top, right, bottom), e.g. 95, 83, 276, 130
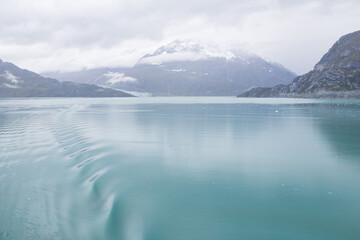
142, 39, 205, 57
43, 40, 296, 96
137, 39, 250, 65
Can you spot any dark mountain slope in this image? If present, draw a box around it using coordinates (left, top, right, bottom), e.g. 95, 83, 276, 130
239, 30, 360, 98
0, 59, 133, 97
43, 40, 296, 96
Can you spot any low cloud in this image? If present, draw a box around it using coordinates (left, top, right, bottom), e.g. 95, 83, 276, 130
0, 0, 359, 74
104, 72, 137, 85
0, 71, 21, 88
2, 71, 20, 84
139, 52, 207, 65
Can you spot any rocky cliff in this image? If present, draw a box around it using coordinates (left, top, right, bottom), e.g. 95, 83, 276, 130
239, 30, 360, 98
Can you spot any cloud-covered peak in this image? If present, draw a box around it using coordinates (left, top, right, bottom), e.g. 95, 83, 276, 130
142, 39, 203, 58
137, 39, 256, 65
1, 0, 360, 74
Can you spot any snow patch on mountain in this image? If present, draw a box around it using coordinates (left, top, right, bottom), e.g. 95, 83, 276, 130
137, 39, 256, 65
104, 72, 137, 85
2, 71, 20, 84
171, 69, 186, 72
138, 52, 206, 65
2, 83, 19, 88
1, 71, 21, 88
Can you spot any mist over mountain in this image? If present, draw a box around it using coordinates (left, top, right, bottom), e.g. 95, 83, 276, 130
43, 40, 296, 96
239, 30, 360, 98
0, 59, 133, 97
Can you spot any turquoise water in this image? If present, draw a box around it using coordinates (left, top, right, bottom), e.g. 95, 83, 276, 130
0, 97, 360, 239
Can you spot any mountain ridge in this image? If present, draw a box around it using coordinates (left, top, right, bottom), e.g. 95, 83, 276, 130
0, 59, 134, 97
137, 39, 255, 64
43, 39, 296, 96
239, 30, 360, 98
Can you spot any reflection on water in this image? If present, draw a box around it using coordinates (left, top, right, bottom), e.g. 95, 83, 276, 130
0, 97, 360, 240
309, 103, 360, 163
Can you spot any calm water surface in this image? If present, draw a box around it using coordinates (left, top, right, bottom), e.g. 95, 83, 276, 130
0, 97, 360, 239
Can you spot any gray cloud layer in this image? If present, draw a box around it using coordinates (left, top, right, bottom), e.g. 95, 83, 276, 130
0, 0, 359, 74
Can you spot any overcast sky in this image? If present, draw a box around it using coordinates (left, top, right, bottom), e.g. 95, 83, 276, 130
0, 0, 359, 74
